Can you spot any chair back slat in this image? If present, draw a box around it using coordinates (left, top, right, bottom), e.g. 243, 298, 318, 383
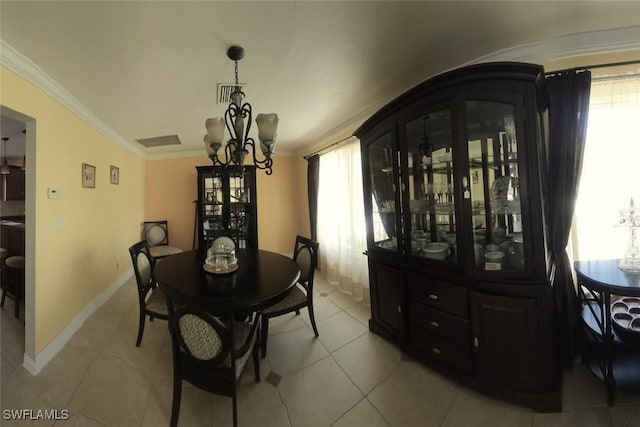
293, 235, 319, 289
174, 308, 231, 367
144, 220, 170, 247
296, 247, 312, 283
129, 240, 156, 292
211, 235, 237, 250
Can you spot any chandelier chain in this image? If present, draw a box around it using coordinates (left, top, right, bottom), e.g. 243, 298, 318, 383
234, 60, 239, 88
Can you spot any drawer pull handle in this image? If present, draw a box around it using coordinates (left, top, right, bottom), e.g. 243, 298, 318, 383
432, 348, 441, 355
430, 321, 440, 328
429, 294, 439, 300
474, 337, 479, 348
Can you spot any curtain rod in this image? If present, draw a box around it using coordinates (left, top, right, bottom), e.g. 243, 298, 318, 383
303, 136, 355, 160
546, 59, 640, 76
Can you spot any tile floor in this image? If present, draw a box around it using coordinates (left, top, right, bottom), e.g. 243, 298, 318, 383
2, 273, 640, 426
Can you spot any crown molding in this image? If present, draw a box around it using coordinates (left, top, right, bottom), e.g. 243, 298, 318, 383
0, 39, 147, 159
466, 25, 640, 65
3, 26, 640, 161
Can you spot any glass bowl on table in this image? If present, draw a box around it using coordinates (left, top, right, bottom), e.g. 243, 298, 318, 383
204, 244, 238, 274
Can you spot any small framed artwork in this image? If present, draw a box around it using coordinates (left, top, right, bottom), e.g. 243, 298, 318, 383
110, 165, 119, 185
82, 163, 96, 188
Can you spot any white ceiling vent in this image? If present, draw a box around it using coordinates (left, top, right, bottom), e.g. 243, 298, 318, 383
217, 83, 246, 104
136, 134, 181, 148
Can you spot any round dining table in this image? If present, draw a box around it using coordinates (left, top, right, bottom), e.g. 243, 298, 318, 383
154, 249, 301, 312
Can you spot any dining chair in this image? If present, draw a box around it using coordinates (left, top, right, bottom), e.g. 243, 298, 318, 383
210, 234, 237, 250
128, 240, 169, 346
143, 220, 183, 260
260, 235, 319, 358
165, 295, 261, 427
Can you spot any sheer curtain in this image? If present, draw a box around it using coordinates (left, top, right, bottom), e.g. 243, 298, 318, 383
573, 73, 640, 261
317, 138, 369, 302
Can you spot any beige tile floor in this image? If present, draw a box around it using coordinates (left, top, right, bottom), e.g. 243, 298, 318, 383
2, 273, 640, 426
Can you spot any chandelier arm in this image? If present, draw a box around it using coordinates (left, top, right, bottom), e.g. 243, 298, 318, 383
241, 102, 252, 148
244, 137, 273, 175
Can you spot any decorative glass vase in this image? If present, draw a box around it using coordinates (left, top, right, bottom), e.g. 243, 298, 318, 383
618, 198, 640, 273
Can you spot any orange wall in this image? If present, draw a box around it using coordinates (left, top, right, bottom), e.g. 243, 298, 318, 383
145, 155, 304, 254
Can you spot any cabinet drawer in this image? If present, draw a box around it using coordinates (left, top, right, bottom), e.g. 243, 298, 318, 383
409, 300, 469, 347
407, 274, 468, 318
410, 326, 472, 376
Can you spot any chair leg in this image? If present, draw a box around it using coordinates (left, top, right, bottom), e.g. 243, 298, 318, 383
170, 377, 182, 427
308, 305, 319, 337
1, 287, 5, 307
136, 310, 146, 347
253, 336, 260, 382
14, 281, 20, 319
232, 394, 238, 427
260, 316, 269, 358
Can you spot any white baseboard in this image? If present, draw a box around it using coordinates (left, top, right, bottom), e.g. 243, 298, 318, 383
22, 269, 133, 375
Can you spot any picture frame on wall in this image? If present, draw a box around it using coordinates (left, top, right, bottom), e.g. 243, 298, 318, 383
82, 163, 96, 188
110, 165, 119, 185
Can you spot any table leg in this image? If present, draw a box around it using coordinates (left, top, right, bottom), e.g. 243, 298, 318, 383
604, 292, 615, 406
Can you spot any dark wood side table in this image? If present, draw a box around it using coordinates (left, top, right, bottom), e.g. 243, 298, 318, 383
575, 259, 640, 405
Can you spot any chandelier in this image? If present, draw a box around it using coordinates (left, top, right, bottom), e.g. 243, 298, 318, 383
203, 45, 279, 175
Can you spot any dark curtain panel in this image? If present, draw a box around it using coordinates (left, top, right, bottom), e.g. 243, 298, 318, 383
546, 70, 591, 366
307, 155, 320, 241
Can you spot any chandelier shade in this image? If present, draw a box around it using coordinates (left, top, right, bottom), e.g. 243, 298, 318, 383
203, 45, 279, 175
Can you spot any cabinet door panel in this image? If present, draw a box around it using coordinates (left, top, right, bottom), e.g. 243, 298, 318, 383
366, 131, 400, 253
403, 106, 457, 262
466, 99, 525, 272
471, 291, 545, 391
369, 263, 404, 339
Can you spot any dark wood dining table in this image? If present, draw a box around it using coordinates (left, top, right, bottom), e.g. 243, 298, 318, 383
154, 249, 300, 313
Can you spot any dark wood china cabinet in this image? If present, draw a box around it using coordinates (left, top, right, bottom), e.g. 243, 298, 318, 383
355, 63, 560, 411
196, 165, 258, 253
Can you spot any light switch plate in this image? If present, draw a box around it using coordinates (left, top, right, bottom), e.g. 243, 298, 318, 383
48, 187, 61, 199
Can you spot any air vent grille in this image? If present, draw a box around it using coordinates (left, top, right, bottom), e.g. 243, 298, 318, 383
217, 83, 246, 104
136, 134, 181, 148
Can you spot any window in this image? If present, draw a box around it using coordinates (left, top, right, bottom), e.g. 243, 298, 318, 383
316, 138, 369, 301
573, 73, 640, 261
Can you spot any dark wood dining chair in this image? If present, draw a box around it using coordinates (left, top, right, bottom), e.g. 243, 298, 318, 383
143, 220, 183, 260
260, 235, 319, 358
164, 294, 261, 427
128, 240, 169, 346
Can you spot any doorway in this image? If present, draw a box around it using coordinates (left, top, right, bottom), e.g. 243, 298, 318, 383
0, 106, 35, 370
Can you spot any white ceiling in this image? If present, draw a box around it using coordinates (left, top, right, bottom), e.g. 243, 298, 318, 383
1, 1, 640, 160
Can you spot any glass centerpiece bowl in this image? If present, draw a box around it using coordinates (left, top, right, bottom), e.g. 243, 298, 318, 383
204, 244, 238, 274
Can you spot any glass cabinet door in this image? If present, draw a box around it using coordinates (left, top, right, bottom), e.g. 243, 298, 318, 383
227, 168, 253, 249
404, 108, 456, 263
199, 166, 257, 251
202, 169, 225, 234
368, 131, 399, 252
466, 100, 524, 271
